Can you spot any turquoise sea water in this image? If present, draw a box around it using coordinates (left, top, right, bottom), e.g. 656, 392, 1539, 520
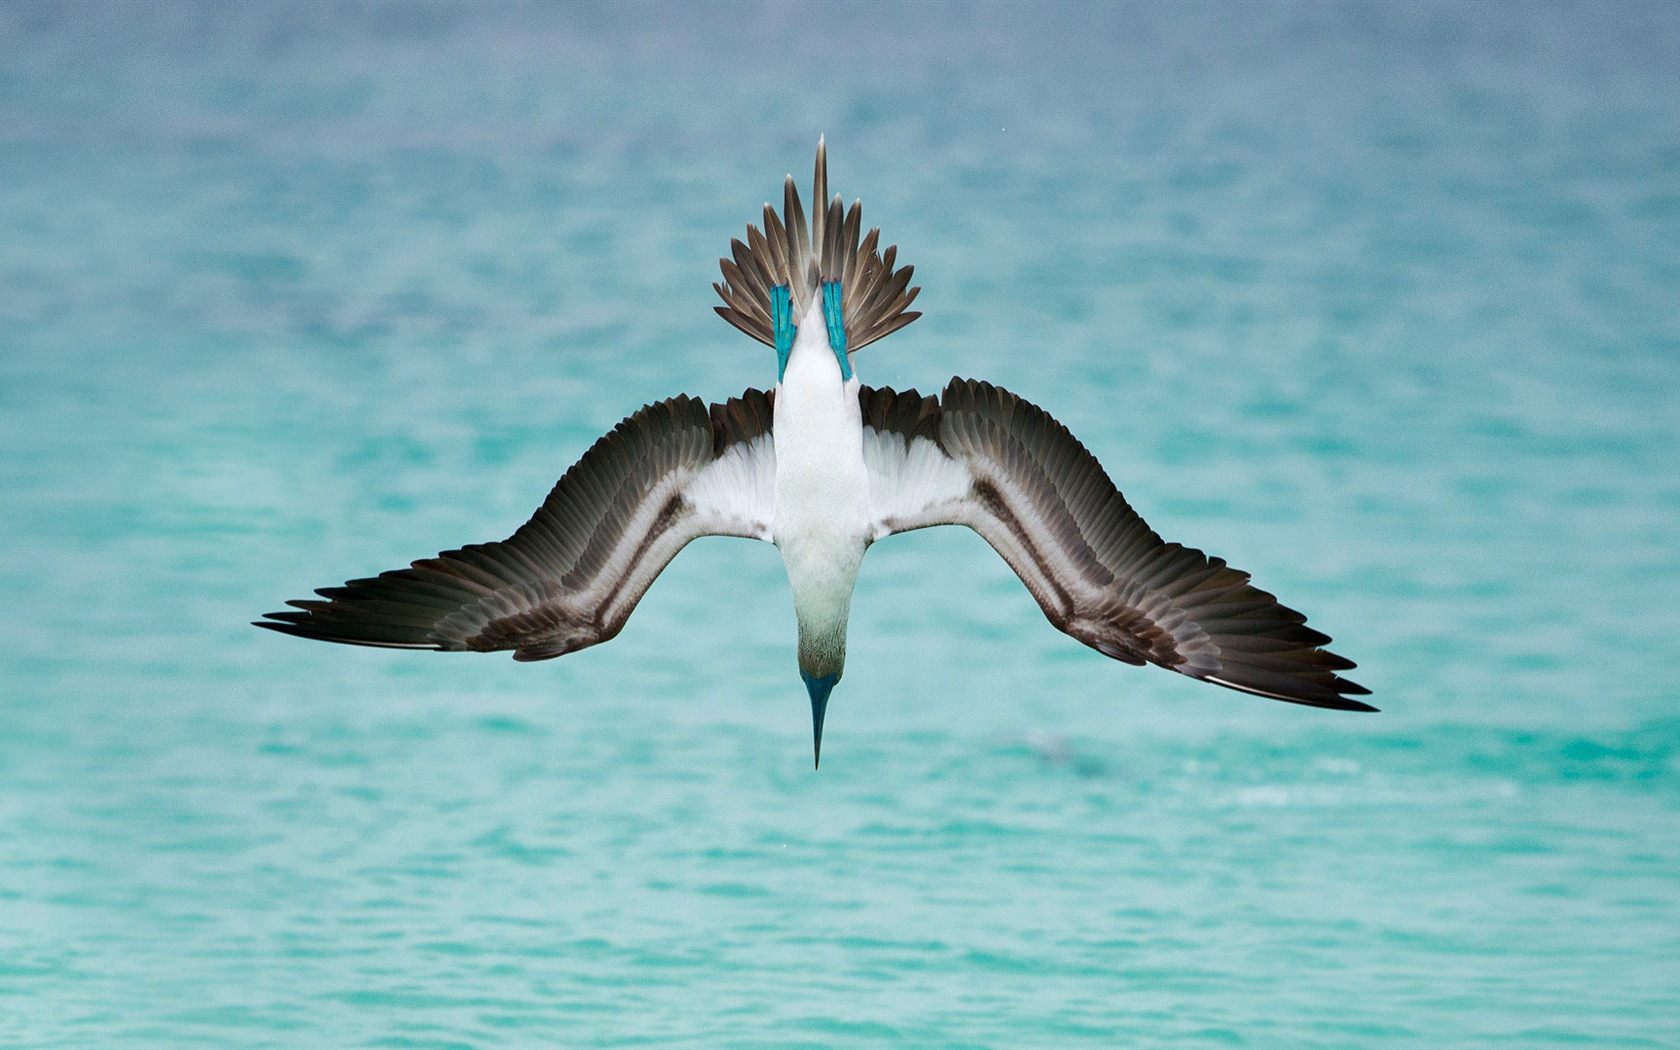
4, 2, 1679, 1045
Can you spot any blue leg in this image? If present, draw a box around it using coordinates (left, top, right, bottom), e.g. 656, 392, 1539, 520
821, 281, 851, 380
772, 285, 795, 381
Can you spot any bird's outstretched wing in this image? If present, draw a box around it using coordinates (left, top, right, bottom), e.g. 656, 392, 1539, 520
860, 380, 1373, 710
256, 390, 777, 661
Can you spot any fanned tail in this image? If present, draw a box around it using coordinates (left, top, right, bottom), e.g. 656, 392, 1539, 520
714, 137, 921, 354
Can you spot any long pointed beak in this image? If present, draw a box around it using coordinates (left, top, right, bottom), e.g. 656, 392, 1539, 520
801, 671, 839, 769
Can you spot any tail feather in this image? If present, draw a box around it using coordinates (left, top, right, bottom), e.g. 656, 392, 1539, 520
715, 137, 921, 354
812, 137, 829, 256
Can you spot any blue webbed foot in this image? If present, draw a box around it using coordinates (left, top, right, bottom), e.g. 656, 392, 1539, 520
821, 281, 851, 380
772, 284, 795, 380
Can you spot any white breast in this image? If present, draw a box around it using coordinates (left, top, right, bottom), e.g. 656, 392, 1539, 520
772, 299, 870, 614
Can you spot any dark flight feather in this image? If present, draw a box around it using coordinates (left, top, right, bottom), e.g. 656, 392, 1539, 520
256, 392, 776, 661
859, 381, 1373, 711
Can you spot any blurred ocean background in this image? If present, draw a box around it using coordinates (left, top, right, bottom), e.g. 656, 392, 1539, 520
3, 1, 1678, 1045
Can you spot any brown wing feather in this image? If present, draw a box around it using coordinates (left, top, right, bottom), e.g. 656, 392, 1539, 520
863, 381, 1373, 711
256, 391, 775, 661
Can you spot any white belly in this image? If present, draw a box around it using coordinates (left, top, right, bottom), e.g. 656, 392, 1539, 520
771, 300, 870, 672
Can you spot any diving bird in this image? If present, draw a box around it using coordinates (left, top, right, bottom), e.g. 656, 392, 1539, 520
257, 139, 1373, 766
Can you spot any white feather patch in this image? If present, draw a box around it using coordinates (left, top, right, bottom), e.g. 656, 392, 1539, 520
684, 433, 777, 541
861, 428, 973, 541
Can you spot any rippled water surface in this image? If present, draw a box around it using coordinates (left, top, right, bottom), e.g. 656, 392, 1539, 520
4, 2, 1678, 1046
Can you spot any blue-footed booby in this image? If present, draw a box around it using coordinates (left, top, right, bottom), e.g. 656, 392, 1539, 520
258, 139, 1373, 766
